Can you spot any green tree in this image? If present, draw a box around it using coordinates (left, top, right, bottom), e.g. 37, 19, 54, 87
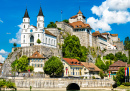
62, 35, 88, 62
106, 53, 115, 60
13, 43, 17, 47
99, 70, 104, 79
47, 22, 57, 28
95, 57, 106, 71
37, 39, 41, 44
114, 67, 125, 86
26, 66, 34, 72
115, 52, 128, 62
17, 56, 29, 72
11, 59, 19, 72
63, 19, 69, 23
43, 56, 64, 77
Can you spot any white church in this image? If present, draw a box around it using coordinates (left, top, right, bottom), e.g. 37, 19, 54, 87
21, 7, 57, 48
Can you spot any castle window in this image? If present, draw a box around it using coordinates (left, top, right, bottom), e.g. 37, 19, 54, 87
32, 64, 33, 66
35, 64, 36, 67
24, 25, 25, 28
41, 64, 42, 67
23, 40, 25, 43
38, 64, 39, 67
30, 30, 33, 32
38, 23, 40, 27
38, 34, 40, 37
24, 35, 25, 38
24, 19, 25, 22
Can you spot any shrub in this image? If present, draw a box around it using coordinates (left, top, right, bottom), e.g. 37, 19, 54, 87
124, 82, 130, 86
92, 76, 95, 79
99, 70, 104, 79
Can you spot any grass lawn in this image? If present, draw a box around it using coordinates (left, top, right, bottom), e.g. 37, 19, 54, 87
118, 85, 130, 89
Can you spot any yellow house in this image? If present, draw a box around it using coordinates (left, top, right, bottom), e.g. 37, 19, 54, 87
62, 58, 84, 77
28, 51, 46, 72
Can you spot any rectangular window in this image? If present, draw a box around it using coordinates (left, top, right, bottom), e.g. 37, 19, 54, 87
35, 64, 36, 67
38, 59, 39, 62
32, 64, 33, 66
32, 59, 33, 62
41, 64, 42, 67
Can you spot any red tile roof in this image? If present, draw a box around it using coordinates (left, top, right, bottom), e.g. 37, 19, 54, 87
109, 60, 127, 67
63, 58, 83, 66
92, 31, 107, 40
81, 62, 101, 71
111, 34, 118, 36
78, 10, 82, 14
69, 21, 91, 29
29, 51, 45, 59
101, 32, 109, 35
45, 30, 57, 37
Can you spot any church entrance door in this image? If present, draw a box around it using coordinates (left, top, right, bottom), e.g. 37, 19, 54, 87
30, 35, 34, 46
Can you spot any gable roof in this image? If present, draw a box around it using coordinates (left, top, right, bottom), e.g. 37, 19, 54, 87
63, 58, 83, 66
69, 21, 91, 29
109, 60, 127, 67
45, 30, 57, 37
81, 62, 101, 71
29, 51, 45, 59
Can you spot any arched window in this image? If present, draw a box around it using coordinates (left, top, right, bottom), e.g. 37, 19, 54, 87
38, 34, 40, 37
49, 39, 50, 44
51, 39, 53, 45
54, 40, 55, 46
46, 38, 47, 44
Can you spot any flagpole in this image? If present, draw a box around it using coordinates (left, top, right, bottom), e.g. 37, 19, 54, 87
61, 10, 62, 21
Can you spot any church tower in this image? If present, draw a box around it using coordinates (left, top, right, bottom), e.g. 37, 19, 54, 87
37, 6, 44, 30
21, 8, 30, 47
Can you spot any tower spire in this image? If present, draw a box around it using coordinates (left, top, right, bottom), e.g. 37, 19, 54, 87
23, 8, 29, 18
38, 6, 44, 16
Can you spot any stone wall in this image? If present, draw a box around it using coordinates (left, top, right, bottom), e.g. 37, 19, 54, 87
73, 32, 89, 48
104, 50, 129, 57
92, 36, 97, 48
56, 22, 73, 35
113, 42, 124, 50
12, 45, 62, 58
14, 78, 114, 88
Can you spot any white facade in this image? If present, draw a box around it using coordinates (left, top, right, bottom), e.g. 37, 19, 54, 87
21, 8, 57, 48
69, 10, 86, 23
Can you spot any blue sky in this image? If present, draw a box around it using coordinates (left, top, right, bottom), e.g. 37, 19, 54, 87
0, 0, 130, 62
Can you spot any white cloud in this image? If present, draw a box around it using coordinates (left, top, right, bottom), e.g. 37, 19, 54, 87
9, 23, 22, 44
0, 49, 9, 56
87, 0, 130, 32
0, 18, 3, 23
0, 55, 5, 63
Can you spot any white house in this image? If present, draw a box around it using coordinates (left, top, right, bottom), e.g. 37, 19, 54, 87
21, 7, 57, 48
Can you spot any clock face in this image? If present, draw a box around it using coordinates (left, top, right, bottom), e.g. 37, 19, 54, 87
30, 29, 33, 32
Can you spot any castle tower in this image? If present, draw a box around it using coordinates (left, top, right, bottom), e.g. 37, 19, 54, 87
21, 8, 30, 47
37, 6, 44, 30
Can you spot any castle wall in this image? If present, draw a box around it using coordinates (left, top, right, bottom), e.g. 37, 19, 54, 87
56, 22, 73, 35
92, 36, 97, 48
113, 42, 124, 50
73, 32, 89, 48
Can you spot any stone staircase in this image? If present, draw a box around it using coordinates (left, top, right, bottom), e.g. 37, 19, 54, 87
1, 49, 21, 77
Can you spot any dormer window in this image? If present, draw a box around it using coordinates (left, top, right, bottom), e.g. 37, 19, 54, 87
75, 25, 78, 28
79, 25, 82, 27
30, 30, 33, 32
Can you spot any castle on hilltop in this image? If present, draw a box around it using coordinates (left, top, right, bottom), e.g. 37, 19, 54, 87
20, 7, 127, 56
21, 7, 57, 48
